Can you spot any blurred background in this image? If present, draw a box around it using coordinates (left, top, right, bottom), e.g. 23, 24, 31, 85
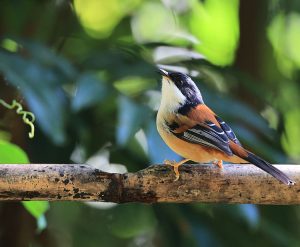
0, 0, 300, 246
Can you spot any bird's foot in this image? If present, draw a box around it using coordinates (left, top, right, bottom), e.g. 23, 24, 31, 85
212, 160, 223, 169
164, 159, 189, 181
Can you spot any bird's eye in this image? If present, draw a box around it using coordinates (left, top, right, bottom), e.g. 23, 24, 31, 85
169, 73, 186, 86
174, 80, 183, 87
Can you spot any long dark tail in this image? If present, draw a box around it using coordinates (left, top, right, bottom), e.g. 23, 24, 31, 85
245, 152, 295, 185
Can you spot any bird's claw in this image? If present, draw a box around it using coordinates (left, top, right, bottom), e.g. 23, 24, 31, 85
164, 159, 175, 166
213, 160, 223, 169
164, 160, 180, 181
164, 159, 189, 181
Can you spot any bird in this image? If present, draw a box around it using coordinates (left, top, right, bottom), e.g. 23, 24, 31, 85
156, 68, 295, 186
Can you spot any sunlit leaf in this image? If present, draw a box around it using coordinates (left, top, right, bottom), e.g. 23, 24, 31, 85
23, 201, 49, 220
189, 0, 240, 66
131, 2, 194, 45
0, 140, 29, 163
74, 0, 141, 39
268, 12, 300, 78
131, 2, 174, 43
114, 76, 153, 96
1, 38, 18, 52
281, 109, 300, 159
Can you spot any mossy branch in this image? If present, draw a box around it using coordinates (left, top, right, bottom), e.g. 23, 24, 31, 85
0, 164, 298, 204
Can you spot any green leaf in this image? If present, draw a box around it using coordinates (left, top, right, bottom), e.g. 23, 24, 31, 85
267, 12, 300, 78
114, 76, 153, 96
1, 38, 18, 52
0, 140, 29, 163
131, 2, 193, 45
74, 0, 141, 39
282, 109, 300, 159
189, 0, 240, 66
109, 204, 157, 239
22, 201, 50, 220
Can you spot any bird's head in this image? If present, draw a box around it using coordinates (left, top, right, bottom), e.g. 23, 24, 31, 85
158, 68, 203, 112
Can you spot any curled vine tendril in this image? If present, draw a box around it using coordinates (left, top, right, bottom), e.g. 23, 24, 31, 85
0, 99, 35, 138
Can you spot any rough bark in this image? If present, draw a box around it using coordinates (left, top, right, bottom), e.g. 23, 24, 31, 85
0, 164, 298, 204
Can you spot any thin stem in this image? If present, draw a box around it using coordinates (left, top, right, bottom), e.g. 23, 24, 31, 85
0, 99, 35, 138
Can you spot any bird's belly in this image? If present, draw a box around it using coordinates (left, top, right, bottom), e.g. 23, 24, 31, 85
157, 125, 245, 163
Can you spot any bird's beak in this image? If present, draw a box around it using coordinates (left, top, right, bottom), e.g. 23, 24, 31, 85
158, 68, 169, 77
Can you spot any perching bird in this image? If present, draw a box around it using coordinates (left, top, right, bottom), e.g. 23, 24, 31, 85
156, 68, 295, 185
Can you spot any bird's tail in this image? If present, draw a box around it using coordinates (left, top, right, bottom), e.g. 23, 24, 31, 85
244, 151, 295, 186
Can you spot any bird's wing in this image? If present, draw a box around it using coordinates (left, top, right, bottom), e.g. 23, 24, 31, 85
215, 115, 242, 146
168, 104, 234, 156
170, 122, 233, 155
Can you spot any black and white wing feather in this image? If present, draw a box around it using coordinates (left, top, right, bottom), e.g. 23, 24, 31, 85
215, 116, 241, 146
168, 121, 233, 156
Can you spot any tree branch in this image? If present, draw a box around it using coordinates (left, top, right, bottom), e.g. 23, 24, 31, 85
0, 164, 298, 204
